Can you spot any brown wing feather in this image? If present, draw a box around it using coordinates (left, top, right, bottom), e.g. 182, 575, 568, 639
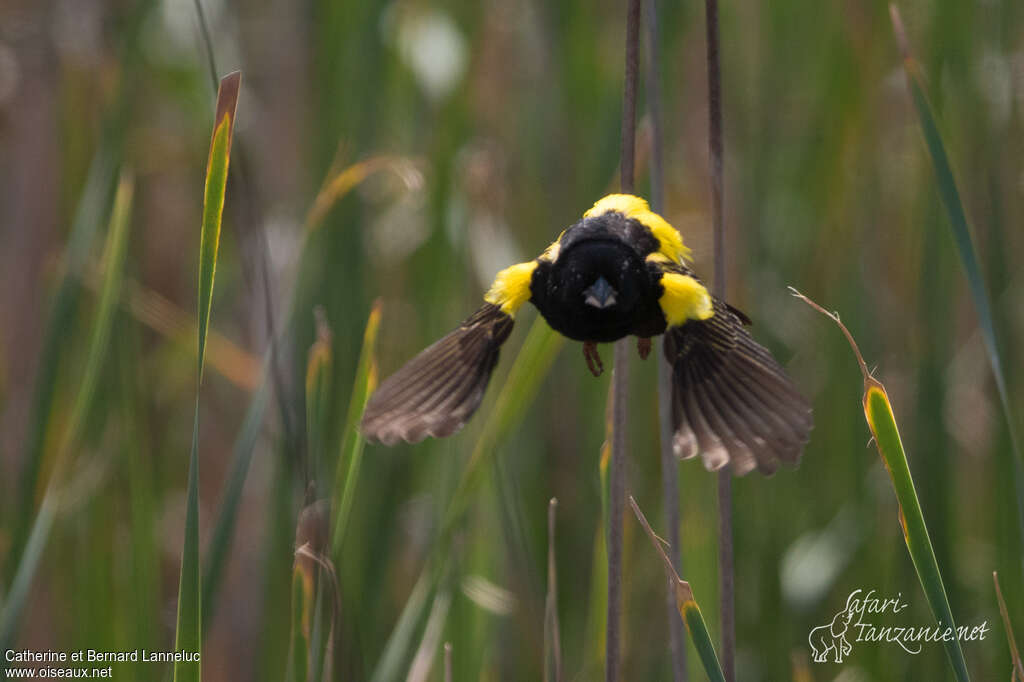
665, 299, 812, 476
361, 304, 514, 445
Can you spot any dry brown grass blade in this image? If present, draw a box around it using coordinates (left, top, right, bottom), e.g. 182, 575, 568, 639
545, 498, 563, 682
994, 572, 1024, 680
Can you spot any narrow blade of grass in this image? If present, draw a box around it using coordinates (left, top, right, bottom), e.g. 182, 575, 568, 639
439, 317, 564, 535
195, 72, 241, 381
201, 376, 271, 628
406, 589, 452, 682
306, 308, 334, 486
0, 497, 57, 656
544, 498, 563, 682
678, 591, 726, 682
0, 172, 134, 657
628, 496, 726, 682
330, 300, 382, 557
372, 314, 562, 682
174, 71, 241, 682
119, 329, 159, 659
11, 145, 118, 581
204, 153, 415, 627
889, 4, 1024, 569
370, 568, 435, 682
57, 174, 135, 474
994, 572, 1024, 680
792, 289, 970, 681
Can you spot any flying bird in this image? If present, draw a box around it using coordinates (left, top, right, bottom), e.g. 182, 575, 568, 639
361, 194, 811, 475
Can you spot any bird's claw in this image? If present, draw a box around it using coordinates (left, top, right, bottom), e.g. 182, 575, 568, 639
637, 337, 651, 360
583, 341, 604, 377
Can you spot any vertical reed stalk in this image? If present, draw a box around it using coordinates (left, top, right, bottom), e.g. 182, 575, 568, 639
702, 0, 734, 678
607, 1, 641, 680
643, 0, 686, 677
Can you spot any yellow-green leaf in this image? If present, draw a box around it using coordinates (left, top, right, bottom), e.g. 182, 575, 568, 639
330, 300, 382, 557
174, 71, 241, 682
793, 288, 970, 682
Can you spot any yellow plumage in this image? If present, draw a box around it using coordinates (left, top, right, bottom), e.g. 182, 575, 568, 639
584, 194, 692, 264
659, 272, 713, 326
484, 261, 537, 316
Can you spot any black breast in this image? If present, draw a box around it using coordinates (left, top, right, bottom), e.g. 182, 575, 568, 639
530, 238, 667, 343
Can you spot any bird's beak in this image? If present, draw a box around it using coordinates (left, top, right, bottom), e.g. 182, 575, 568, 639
583, 276, 618, 309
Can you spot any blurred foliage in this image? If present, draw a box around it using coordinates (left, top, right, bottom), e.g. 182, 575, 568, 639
0, 0, 1022, 680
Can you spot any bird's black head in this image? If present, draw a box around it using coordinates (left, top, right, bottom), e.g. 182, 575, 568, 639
530, 225, 664, 343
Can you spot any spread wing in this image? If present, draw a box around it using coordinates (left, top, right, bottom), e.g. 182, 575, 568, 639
664, 298, 812, 476
361, 304, 514, 445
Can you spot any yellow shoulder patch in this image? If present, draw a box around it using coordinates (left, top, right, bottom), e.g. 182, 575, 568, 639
584, 194, 692, 263
659, 272, 714, 326
484, 261, 537, 317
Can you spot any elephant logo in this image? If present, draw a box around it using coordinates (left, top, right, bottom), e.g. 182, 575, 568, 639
808, 592, 858, 664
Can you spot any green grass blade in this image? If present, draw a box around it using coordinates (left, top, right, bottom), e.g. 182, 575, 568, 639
202, 377, 271, 628
330, 301, 382, 557
369, 314, 562, 681
678, 596, 726, 682
0, 173, 134, 659
306, 309, 334, 480
863, 385, 969, 680
629, 496, 726, 682
11, 145, 118, 580
205, 155, 421, 622
175, 414, 204, 682
406, 589, 452, 682
890, 4, 1024, 559
56, 174, 135, 469
440, 317, 564, 535
793, 289, 971, 681
119, 329, 159, 661
370, 568, 436, 682
196, 72, 241, 382
0, 496, 57, 657
174, 71, 241, 682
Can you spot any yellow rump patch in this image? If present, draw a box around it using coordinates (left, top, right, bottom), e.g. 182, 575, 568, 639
584, 194, 691, 263
484, 261, 537, 317
659, 272, 713, 326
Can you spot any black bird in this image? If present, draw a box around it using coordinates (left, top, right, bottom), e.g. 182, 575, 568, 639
361, 194, 811, 475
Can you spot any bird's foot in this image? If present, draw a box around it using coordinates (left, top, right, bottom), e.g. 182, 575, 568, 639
583, 341, 604, 377
637, 337, 651, 360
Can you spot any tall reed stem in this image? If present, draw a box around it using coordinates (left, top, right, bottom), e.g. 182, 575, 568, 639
606, 1, 641, 680
643, 0, 687, 677
702, 0, 734, 679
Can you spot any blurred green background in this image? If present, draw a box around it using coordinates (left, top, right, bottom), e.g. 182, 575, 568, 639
0, 0, 1022, 680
